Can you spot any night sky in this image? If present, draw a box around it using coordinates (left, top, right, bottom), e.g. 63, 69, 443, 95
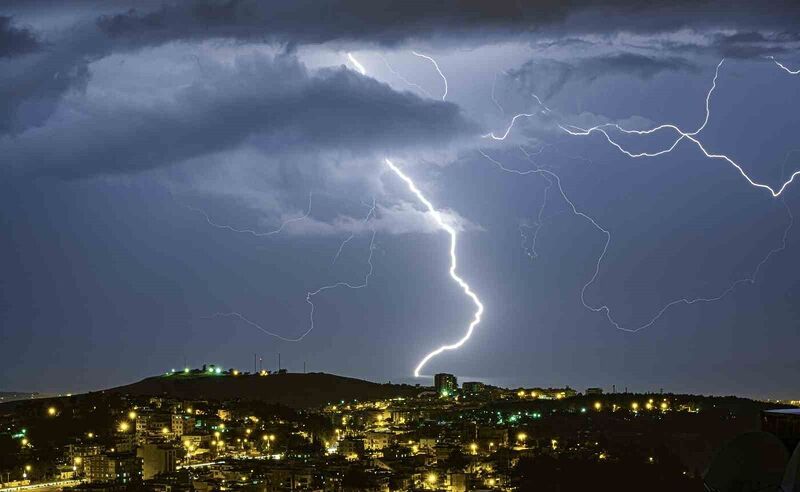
2, 1, 800, 398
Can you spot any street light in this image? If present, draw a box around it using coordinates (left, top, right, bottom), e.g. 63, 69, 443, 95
47, 406, 57, 416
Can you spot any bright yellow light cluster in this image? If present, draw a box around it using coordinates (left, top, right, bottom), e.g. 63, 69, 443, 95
47, 406, 57, 416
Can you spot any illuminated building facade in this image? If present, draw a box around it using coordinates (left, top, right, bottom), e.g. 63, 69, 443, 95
434, 373, 457, 397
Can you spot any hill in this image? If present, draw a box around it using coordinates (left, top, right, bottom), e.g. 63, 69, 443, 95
105, 372, 426, 408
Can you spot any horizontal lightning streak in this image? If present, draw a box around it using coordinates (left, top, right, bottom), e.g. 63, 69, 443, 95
559, 59, 800, 197
187, 192, 312, 237
384, 158, 483, 378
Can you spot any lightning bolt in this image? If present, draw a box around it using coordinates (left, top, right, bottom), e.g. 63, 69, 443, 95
380, 54, 434, 99
481, 56, 799, 333
517, 147, 553, 260
306, 225, 377, 341
491, 72, 505, 114
337, 56, 480, 376
480, 138, 794, 333
411, 51, 448, 101
559, 59, 800, 198
483, 94, 551, 140
187, 191, 312, 237
200, 192, 376, 342
346, 52, 367, 75
331, 198, 376, 264
769, 56, 800, 75
383, 158, 484, 378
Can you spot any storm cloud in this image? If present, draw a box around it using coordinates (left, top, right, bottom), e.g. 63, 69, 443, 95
0, 16, 39, 57
1, 53, 478, 179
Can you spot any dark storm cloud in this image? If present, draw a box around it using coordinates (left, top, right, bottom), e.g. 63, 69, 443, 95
0, 22, 103, 134
2, 0, 799, 136
710, 31, 800, 58
0, 54, 478, 179
93, 0, 800, 47
0, 16, 39, 57
507, 54, 697, 100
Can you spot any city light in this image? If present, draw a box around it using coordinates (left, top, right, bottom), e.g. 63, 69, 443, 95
631, 402, 639, 411
47, 406, 56, 416
594, 402, 602, 410
426, 473, 438, 484
119, 422, 130, 432
128, 411, 137, 420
